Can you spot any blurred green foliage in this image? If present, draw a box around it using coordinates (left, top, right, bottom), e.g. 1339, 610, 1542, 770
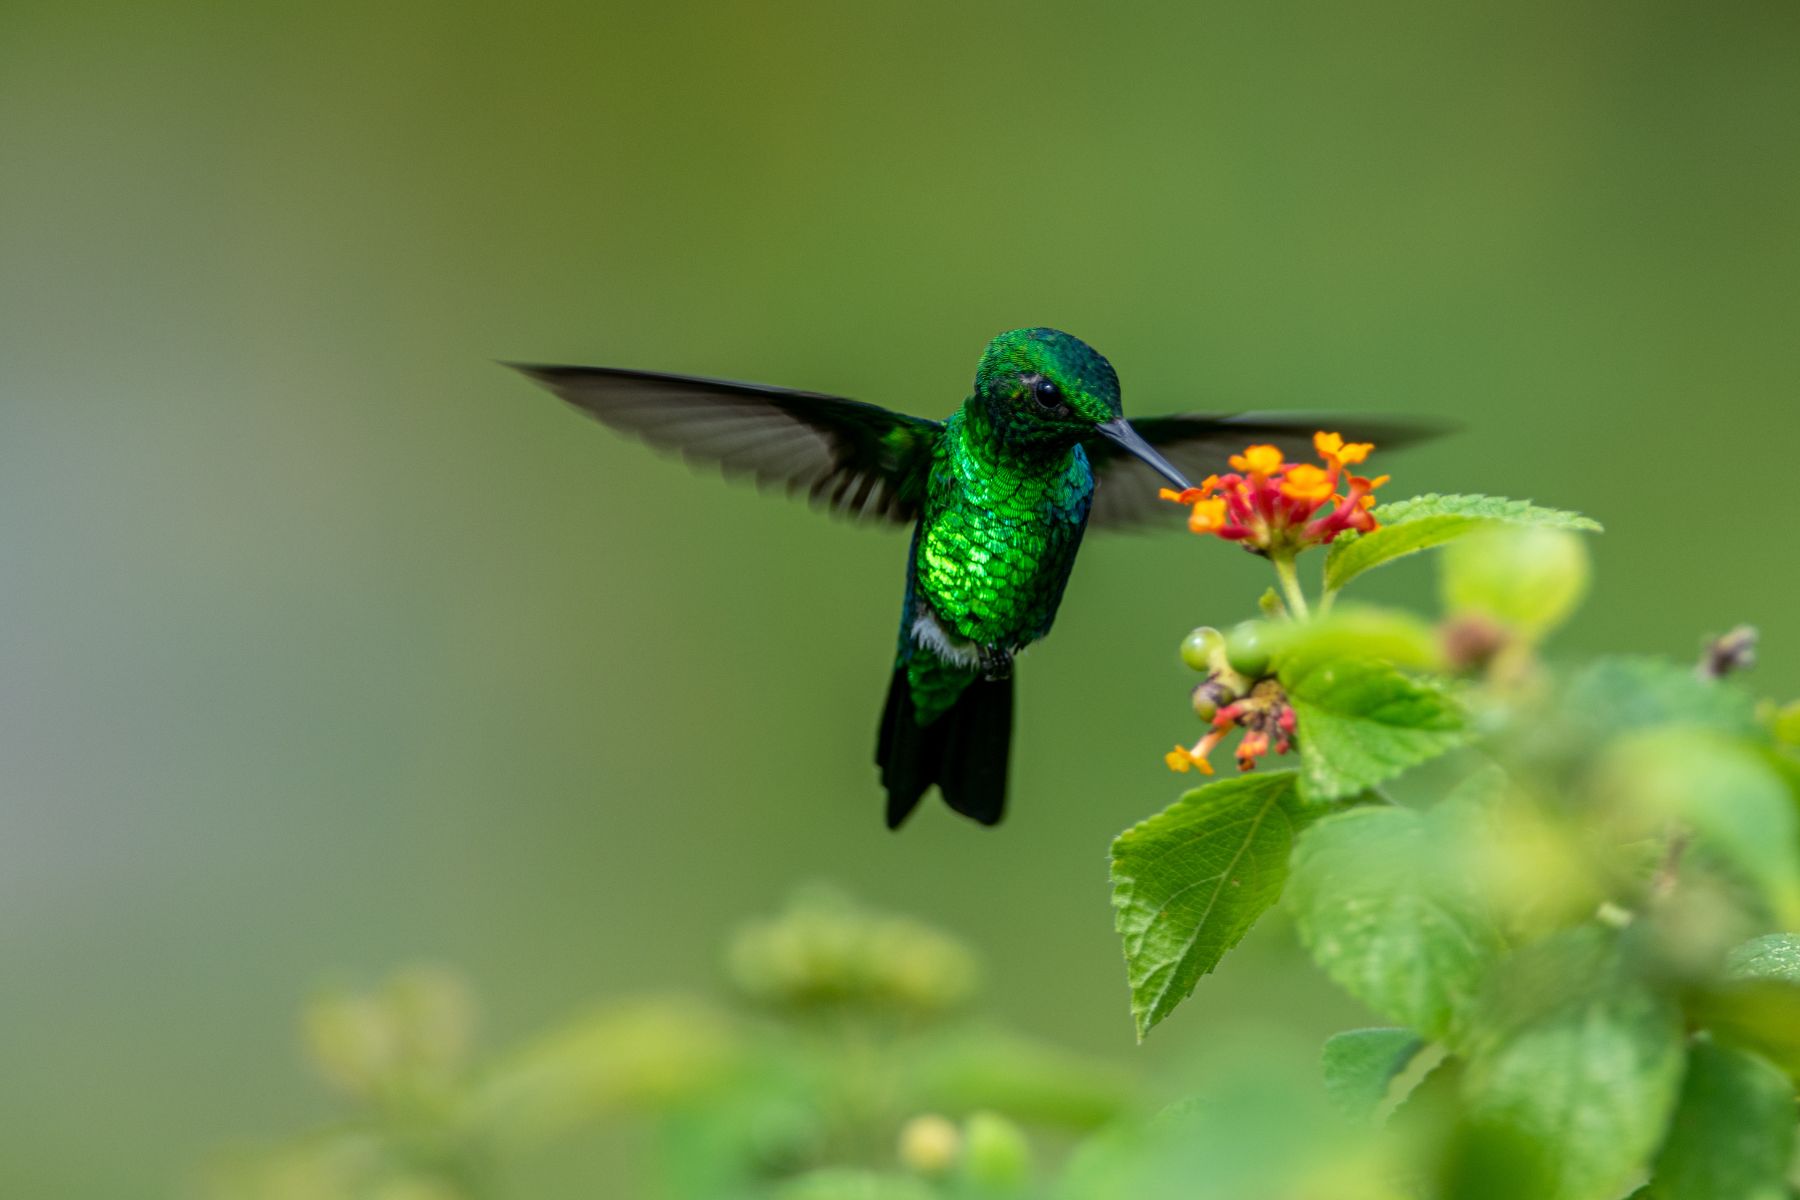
215, 505, 1800, 1197
4, 1, 1800, 1196
1113, 506, 1800, 1198
207, 892, 1131, 1199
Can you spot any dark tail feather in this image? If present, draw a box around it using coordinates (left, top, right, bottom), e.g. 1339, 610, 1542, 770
878, 666, 944, 829
877, 666, 1014, 829
938, 676, 1013, 825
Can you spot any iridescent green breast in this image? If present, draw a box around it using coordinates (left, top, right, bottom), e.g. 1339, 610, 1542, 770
913, 411, 1093, 650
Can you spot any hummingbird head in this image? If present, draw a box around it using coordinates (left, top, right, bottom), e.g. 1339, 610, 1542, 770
972, 328, 1192, 490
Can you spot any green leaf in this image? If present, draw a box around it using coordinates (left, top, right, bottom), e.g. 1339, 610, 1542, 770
1058, 1052, 1378, 1199
1726, 933, 1800, 983
1695, 935, 1800, 1080
1320, 1027, 1426, 1123
1324, 493, 1602, 592
1681, 936, 1800, 1082
1275, 606, 1445, 671
1278, 642, 1465, 800
1462, 928, 1686, 1200
1644, 1038, 1794, 1200
1692, 980, 1800, 1081
1111, 772, 1305, 1039
1288, 806, 1503, 1041
1385, 1050, 1465, 1141
1594, 729, 1800, 927
1558, 658, 1760, 741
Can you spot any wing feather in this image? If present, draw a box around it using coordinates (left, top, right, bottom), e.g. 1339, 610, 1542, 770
508, 363, 943, 524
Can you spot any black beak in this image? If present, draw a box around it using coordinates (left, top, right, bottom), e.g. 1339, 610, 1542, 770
1095, 418, 1193, 491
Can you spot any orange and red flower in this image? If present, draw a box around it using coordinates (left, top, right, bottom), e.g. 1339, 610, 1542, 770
1159, 431, 1388, 555
1166, 679, 1297, 775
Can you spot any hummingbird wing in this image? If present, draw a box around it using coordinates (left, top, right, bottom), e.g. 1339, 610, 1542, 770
507, 363, 943, 523
1086, 414, 1444, 529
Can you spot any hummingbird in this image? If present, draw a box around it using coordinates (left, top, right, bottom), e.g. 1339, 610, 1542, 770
511, 328, 1422, 829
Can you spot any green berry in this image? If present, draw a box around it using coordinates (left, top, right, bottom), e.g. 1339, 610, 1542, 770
1440, 526, 1590, 638
960, 1111, 1031, 1189
1191, 688, 1219, 723
1180, 626, 1225, 672
1226, 620, 1279, 677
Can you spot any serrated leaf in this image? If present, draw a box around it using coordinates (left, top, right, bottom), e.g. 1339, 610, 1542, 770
1112, 772, 1305, 1039
1324, 493, 1602, 592
1289, 806, 1503, 1041
1278, 644, 1465, 800
1321, 1027, 1426, 1123
1644, 1038, 1793, 1200
1462, 928, 1686, 1200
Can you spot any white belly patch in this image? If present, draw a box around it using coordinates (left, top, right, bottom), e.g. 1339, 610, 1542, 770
909, 608, 981, 667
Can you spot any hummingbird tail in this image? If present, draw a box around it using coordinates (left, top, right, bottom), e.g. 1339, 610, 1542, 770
877, 663, 1013, 829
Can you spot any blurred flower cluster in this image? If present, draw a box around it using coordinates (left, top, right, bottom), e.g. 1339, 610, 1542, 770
205, 890, 1130, 1200
726, 886, 977, 1016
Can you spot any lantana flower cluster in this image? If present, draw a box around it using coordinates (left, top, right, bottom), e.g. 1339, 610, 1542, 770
1158, 431, 1392, 777
1159, 432, 1388, 556
1165, 677, 1296, 775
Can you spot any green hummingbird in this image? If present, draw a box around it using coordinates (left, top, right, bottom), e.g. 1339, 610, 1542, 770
511, 328, 1421, 828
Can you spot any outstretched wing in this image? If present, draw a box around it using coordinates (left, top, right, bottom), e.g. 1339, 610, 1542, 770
1086, 413, 1445, 529
509, 363, 943, 524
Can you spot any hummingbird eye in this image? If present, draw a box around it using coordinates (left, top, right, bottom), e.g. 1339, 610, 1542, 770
1028, 376, 1065, 412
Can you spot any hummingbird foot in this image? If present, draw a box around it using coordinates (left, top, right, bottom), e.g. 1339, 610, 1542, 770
977, 644, 1014, 682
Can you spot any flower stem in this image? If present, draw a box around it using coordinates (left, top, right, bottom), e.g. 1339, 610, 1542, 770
1271, 553, 1311, 621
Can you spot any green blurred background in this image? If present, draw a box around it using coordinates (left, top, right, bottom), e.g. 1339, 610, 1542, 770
3, 0, 1797, 1193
